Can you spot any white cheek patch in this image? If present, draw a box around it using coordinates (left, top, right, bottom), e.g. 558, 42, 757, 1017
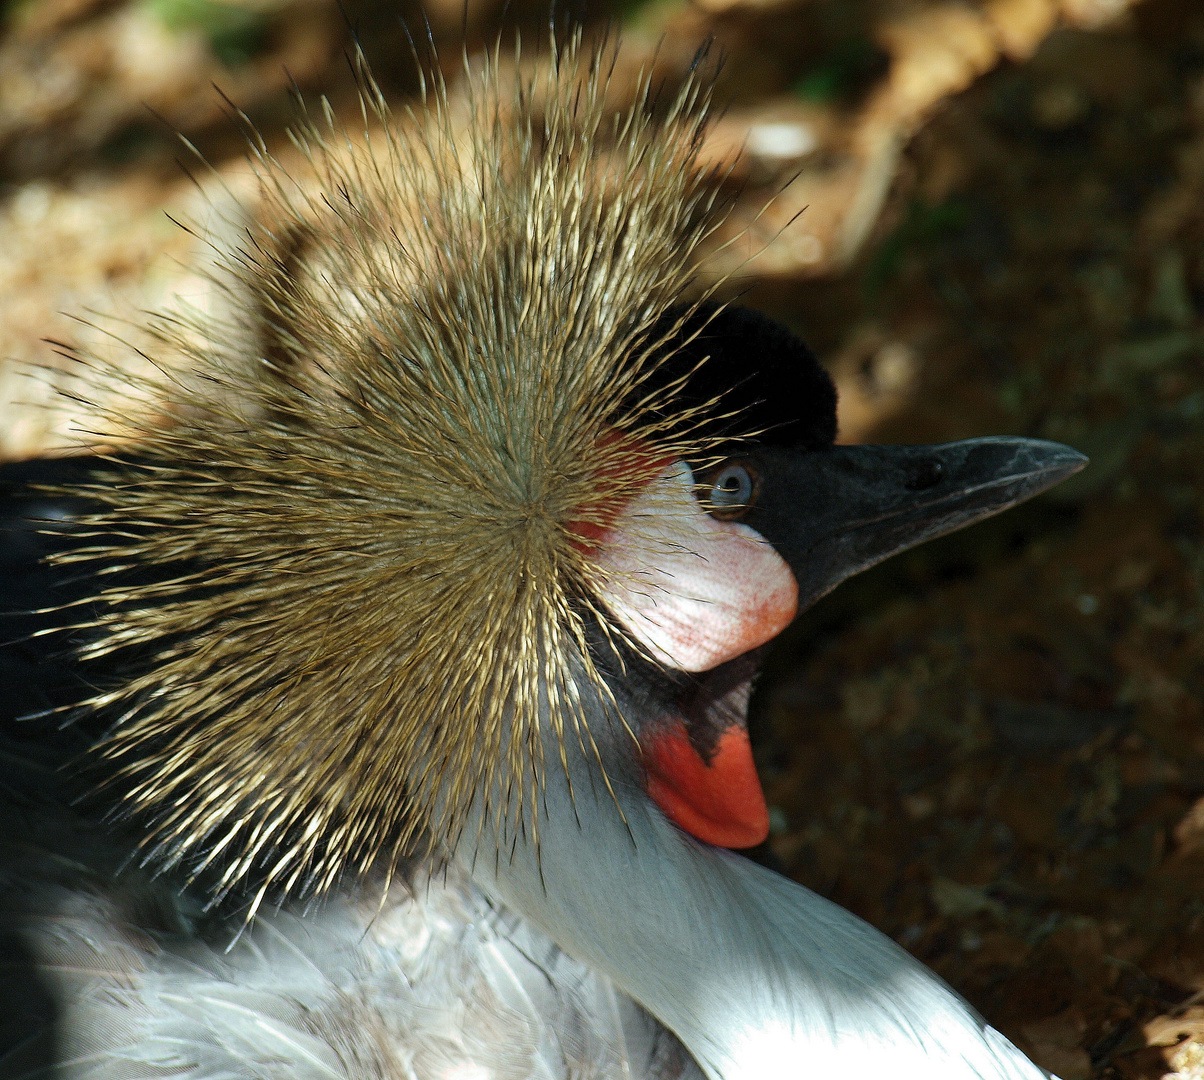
595, 462, 799, 673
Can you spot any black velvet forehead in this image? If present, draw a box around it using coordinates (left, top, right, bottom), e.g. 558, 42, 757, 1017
640, 303, 838, 454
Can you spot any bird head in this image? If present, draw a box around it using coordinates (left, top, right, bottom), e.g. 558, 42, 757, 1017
50, 32, 1083, 1079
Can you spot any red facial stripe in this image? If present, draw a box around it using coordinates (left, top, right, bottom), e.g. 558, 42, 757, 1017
567, 433, 674, 552
642, 723, 770, 849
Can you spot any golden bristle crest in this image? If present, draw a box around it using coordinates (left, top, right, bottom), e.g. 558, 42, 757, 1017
55, 32, 727, 914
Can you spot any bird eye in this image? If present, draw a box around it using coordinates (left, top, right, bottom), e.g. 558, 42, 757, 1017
701, 461, 759, 520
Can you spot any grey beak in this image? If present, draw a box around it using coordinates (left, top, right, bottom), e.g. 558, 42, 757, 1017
740, 437, 1087, 612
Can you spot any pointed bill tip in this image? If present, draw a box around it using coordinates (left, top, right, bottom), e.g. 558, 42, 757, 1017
933, 436, 1088, 515
977, 436, 1088, 490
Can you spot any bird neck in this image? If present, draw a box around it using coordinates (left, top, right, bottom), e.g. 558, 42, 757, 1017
453, 703, 1049, 1080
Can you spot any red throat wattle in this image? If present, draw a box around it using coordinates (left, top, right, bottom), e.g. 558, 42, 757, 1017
642, 723, 770, 848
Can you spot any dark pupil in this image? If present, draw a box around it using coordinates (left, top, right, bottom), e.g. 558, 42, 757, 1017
711, 464, 752, 508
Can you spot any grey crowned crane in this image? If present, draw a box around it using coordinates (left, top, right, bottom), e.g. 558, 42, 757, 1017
0, 35, 1084, 1080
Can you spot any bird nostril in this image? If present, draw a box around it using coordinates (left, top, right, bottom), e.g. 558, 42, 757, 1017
905, 458, 944, 491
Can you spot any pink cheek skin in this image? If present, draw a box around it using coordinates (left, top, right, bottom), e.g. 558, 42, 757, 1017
593, 463, 800, 673
685, 518, 800, 668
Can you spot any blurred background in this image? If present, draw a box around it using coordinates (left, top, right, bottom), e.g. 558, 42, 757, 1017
2, 0, 1204, 1075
